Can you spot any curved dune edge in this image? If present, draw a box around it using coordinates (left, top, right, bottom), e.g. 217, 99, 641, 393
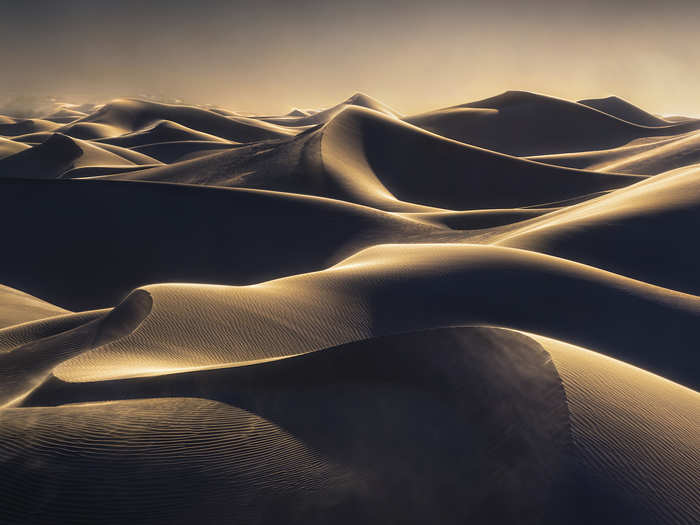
0, 289, 152, 407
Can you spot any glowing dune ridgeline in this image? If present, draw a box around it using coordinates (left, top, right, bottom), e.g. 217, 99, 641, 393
0, 91, 698, 525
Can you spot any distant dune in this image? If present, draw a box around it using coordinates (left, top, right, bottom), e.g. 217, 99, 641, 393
0, 91, 697, 524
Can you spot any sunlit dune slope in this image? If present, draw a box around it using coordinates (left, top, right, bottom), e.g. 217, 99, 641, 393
101, 106, 640, 211
405, 91, 700, 156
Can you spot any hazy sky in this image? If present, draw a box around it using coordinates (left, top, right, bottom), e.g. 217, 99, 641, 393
1, 0, 698, 115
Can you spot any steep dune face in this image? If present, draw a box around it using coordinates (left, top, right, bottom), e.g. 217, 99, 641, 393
405, 91, 700, 156
0, 91, 698, 524
490, 164, 700, 294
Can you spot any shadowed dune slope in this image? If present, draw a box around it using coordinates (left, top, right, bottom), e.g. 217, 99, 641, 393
487, 164, 700, 294
405, 91, 700, 156
102, 107, 641, 211
0, 179, 439, 310
44, 243, 700, 387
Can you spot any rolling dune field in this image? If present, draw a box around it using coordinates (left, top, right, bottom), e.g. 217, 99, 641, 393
0, 92, 698, 524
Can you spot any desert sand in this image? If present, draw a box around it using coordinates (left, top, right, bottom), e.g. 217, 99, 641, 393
0, 91, 698, 524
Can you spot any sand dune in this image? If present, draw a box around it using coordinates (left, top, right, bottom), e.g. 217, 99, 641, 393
96, 120, 233, 148
100, 106, 641, 211
0, 133, 158, 178
0, 117, 61, 137
578, 95, 674, 126
405, 91, 700, 155
0, 137, 30, 160
485, 164, 700, 294
78, 98, 298, 142
0, 91, 697, 524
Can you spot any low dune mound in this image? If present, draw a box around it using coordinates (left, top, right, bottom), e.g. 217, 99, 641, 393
489, 164, 700, 294
0, 137, 30, 160
0, 117, 61, 137
8, 327, 575, 525
578, 95, 673, 126
39, 243, 699, 387
80, 98, 297, 142
405, 91, 700, 156
0, 133, 144, 178
0, 179, 439, 310
105, 106, 640, 211
97, 120, 233, 148
532, 333, 700, 525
